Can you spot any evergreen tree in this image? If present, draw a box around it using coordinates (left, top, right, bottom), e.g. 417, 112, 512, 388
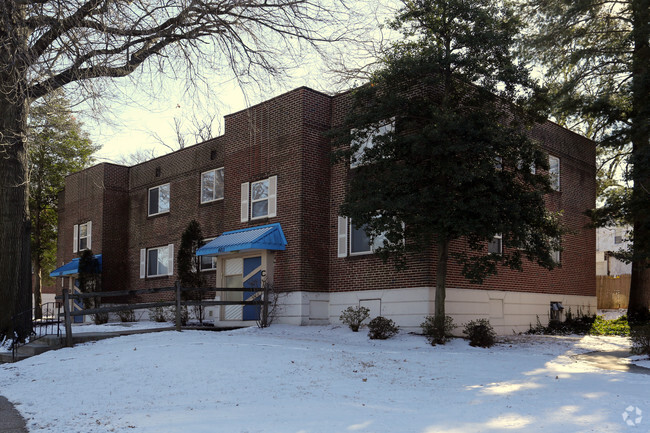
177, 220, 206, 323
332, 0, 565, 342
523, 0, 650, 319
28, 93, 98, 319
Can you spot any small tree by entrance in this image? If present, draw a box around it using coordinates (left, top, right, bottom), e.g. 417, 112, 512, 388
77, 249, 106, 324
177, 220, 206, 324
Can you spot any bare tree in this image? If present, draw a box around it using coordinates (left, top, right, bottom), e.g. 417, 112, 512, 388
0, 0, 358, 340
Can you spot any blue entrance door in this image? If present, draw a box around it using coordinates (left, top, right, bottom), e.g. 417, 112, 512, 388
242, 256, 263, 321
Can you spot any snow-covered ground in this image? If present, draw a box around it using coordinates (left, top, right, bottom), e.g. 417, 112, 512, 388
0, 325, 649, 433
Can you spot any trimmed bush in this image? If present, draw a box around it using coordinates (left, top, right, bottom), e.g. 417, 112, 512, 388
117, 308, 136, 322
367, 316, 399, 340
421, 315, 455, 345
340, 306, 370, 332
148, 307, 167, 322
630, 323, 650, 356
463, 319, 496, 348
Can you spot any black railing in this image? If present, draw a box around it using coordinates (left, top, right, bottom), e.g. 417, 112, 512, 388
11, 302, 62, 361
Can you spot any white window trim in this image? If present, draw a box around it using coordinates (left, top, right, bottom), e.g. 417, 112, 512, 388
143, 244, 174, 278
549, 155, 560, 191
350, 118, 395, 168
148, 183, 170, 216
200, 168, 224, 204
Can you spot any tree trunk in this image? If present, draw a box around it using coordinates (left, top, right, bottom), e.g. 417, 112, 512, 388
434, 237, 450, 342
628, 0, 650, 321
33, 262, 43, 320
0, 2, 32, 340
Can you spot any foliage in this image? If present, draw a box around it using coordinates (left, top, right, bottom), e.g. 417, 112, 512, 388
522, 0, 650, 315
167, 306, 189, 327
421, 315, 456, 345
177, 220, 206, 324
339, 306, 370, 332
330, 0, 564, 342
148, 307, 168, 323
117, 309, 136, 323
463, 319, 497, 348
77, 250, 106, 325
630, 323, 650, 356
367, 316, 399, 340
526, 312, 630, 336
28, 92, 97, 318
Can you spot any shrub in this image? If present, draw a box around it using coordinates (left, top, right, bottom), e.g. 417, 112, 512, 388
630, 323, 650, 356
590, 315, 630, 336
92, 312, 109, 325
340, 306, 370, 332
167, 306, 189, 326
421, 315, 455, 345
148, 307, 167, 322
463, 319, 496, 348
117, 308, 136, 323
367, 316, 399, 340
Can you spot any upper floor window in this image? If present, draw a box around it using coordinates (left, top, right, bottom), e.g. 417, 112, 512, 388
548, 155, 560, 191
241, 175, 277, 222
73, 221, 92, 253
488, 234, 502, 255
201, 168, 224, 204
350, 119, 395, 168
149, 183, 170, 216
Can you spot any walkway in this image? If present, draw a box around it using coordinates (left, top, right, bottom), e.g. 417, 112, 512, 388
0, 396, 28, 433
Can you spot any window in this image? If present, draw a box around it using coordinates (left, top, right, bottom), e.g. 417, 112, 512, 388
551, 248, 561, 264
488, 234, 502, 255
241, 176, 277, 221
200, 238, 217, 271
350, 119, 395, 168
349, 221, 387, 256
149, 184, 170, 216
140, 244, 174, 278
550, 302, 564, 321
548, 155, 560, 191
72, 221, 92, 253
201, 168, 224, 203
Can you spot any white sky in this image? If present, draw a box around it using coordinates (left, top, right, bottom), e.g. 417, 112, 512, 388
78, 0, 400, 164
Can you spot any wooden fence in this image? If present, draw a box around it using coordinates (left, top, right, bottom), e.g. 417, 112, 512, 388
56, 282, 269, 348
596, 275, 631, 309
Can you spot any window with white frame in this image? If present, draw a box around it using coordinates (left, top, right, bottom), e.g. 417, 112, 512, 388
200, 238, 217, 271
201, 168, 224, 204
148, 183, 170, 216
551, 247, 561, 264
73, 221, 92, 253
488, 234, 502, 255
240, 176, 277, 222
140, 244, 174, 278
549, 155, 560, 191
350, 119, 395, 168
337, 216, 387, 257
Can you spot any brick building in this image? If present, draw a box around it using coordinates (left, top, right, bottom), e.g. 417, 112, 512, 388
51, 86, 597, 333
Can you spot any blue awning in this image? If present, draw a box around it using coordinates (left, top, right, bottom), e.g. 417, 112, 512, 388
196, 223, 287, 256
50, 254, 103, 277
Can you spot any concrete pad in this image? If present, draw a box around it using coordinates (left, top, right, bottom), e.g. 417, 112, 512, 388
574, 350, 650, 375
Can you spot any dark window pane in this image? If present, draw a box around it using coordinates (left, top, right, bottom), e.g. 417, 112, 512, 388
149, 188, 159, 215
148, 249, 158, 276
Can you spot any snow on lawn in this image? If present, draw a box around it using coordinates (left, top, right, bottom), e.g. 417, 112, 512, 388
0, 325, 648, 433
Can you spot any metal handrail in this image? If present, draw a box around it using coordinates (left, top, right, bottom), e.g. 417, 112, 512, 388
11, 302, 62, 361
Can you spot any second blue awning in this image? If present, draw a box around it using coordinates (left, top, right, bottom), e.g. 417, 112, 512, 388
196, 223, 287, 256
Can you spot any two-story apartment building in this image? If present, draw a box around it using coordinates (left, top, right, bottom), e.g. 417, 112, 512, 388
51, 86, 597, 333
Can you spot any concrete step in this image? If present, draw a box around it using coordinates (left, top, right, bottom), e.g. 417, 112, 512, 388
0, 351, 30, 363
15, 341, 58, 357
